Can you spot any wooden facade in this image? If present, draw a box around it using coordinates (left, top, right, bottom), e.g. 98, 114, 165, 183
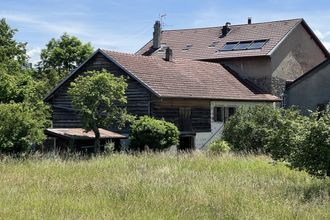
46, 52, 212, 134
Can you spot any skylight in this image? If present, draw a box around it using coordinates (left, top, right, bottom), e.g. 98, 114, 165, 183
220, 40, 268, 51
221, 42, 238, 51
182, 44, 193, 51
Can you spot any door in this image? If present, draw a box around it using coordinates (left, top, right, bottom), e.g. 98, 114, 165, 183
179, 107, 192, 131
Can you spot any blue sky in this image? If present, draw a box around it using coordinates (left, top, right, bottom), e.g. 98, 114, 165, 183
1, 0, 330, 64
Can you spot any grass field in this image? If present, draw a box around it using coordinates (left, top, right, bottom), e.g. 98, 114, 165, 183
0, 153, 329, 219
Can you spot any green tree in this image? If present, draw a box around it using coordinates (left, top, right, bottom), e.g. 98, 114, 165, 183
0, 102, 51, 153
39, 33, 93, 77
68, 70, 131, 152
0, 18, 28, 67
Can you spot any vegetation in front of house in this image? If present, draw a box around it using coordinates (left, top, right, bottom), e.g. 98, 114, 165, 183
0, 102, 51, 153
0, 153, 329, 219
208, 139, 231, 155
68, 70, 132, 152
129, 116, 179, 151
223, 105, 330, 176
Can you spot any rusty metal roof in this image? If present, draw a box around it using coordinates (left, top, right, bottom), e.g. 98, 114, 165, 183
46, 128, 126, 140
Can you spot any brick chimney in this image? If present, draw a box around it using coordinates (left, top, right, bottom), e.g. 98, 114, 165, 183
221, 22, 231, 37
165, 47, 173, 62
153, 20, 161, 49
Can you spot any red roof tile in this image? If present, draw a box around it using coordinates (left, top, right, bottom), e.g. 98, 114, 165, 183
102, 50, 279, 101
136, 19, 302, 60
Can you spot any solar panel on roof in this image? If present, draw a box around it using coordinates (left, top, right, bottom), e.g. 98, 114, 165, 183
221, 42, 238, 51
220, 39, 268, 51
249, 40, 267, 49
234, 41, 252, 50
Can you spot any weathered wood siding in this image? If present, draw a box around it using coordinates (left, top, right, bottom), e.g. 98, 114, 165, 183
48, 52, 152, 129
151, 99, 211, 132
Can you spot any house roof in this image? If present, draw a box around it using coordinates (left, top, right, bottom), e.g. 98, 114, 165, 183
46, 128, 127, 140
136, 19, 329, 60
286, 59, 330, 90
101, 50, 279, 101
44, 49, 279, 102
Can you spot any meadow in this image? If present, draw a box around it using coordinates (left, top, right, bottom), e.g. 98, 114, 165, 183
0, 153, 329, 219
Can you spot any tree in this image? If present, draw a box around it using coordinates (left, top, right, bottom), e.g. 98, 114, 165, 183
68, 70, 131, 152
39, 33, 93, 77
0, 18, 28, 67
0, 102, 51, 153
129, 116, 179, 151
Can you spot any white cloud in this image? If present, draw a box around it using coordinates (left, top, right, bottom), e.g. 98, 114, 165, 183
27, 47, 42, 65
0, 12, 86, 35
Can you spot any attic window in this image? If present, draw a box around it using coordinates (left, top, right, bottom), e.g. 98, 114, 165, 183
220, 39, 268, 51
182, 44, 193, 51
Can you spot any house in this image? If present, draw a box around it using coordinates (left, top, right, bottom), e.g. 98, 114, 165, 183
44, 49, 279, 149
285, 59, 330, 114
137, 18, 329, 98
44, 18, 329, 150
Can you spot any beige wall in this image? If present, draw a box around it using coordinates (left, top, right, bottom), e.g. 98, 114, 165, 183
270, 23, 327, 96
221, 23, 327, 97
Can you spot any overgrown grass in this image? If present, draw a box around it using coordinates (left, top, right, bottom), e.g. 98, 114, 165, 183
0, 153, 329, 219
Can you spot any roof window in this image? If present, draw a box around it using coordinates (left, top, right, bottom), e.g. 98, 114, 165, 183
220, 39, 268, 51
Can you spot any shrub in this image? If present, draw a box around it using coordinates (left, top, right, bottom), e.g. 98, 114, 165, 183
291, 111, 330, 176
0, 102, 51, 153
222, 105, 310, 160
129, 116, 179, 151
222, 105, 280, 153
266, 108, 310, 161
208, 140, 231, 155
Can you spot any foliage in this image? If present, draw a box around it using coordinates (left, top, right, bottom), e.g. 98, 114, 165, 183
68, 70, 131, 152
0, 18, 27, 67
222, 105, 279, 153
0, 154, 329, 219
0, 102, 51, 153
129, 116, 179, 151
208, 139, 231, 155
266, 107, 310, 161
39, 33, 93, 75
292, 111, 330, 176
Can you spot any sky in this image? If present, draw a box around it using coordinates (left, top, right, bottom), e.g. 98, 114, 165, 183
1, 0, 330, 64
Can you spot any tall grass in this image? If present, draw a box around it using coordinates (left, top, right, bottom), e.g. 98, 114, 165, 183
0, 153, 329, 219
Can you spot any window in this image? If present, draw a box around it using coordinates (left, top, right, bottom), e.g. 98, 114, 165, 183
214, 107, 236, 122
233, 41, 251, 50
220, 39, 268, 51
221, 42, 238, 51
182, 44, 193, 51
214, 107, 224, 122
249, 40, 267, 49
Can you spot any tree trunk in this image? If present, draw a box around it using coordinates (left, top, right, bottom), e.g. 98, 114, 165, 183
93, 127, 101, 154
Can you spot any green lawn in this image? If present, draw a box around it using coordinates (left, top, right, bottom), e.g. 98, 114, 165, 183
0, 153, 329, 219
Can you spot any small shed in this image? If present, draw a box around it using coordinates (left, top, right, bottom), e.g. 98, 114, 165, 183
44, 128, 127, 153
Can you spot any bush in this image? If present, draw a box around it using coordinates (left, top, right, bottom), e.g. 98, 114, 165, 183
222, 105, 310, 160
266, 108, 310, 161
222, 105, 280, 153
291, 111, 330, 176
129, 116, 179, 151
208, 140, 231, 155
0, 102, 51, 153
